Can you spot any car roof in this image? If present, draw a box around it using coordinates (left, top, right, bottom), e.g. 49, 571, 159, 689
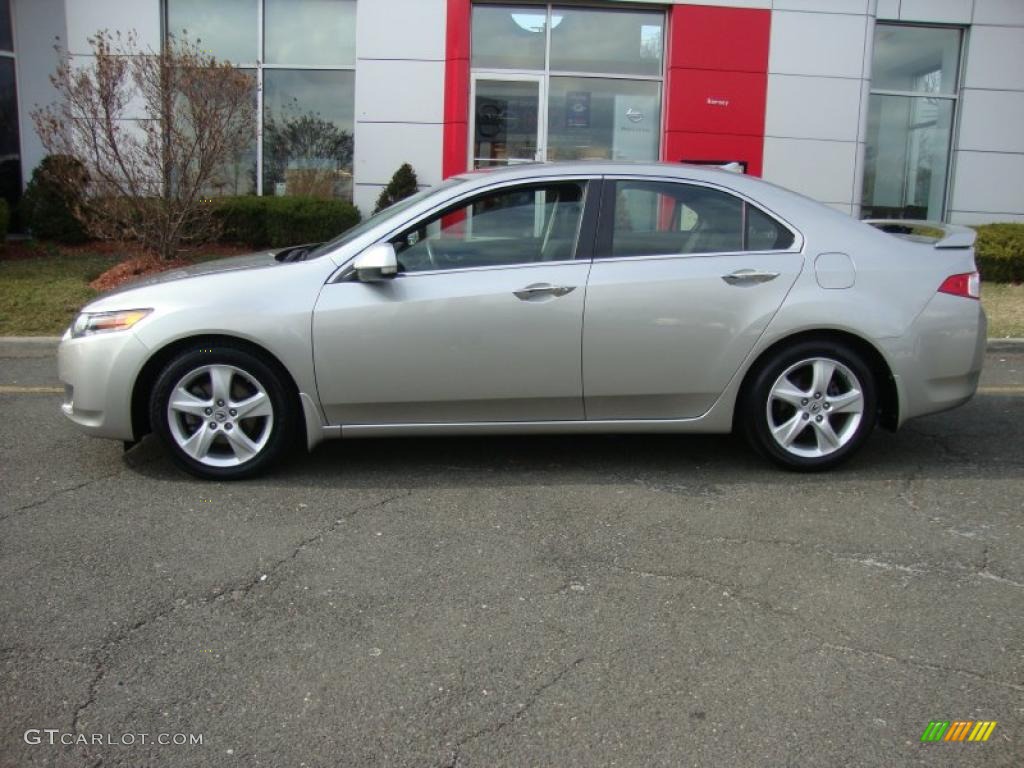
454, 160, 743, 184
449, 161, 835, 224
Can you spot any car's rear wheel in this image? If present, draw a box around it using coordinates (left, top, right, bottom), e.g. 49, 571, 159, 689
150, 345, 296, 479
741, 341, 877, 471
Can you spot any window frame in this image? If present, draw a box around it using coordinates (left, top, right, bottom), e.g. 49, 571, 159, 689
386, 178, 599, 276
593, 176, 803, 262
861, 22, 965, 222
332, 175, 602, 281
161, 0, 357, 198
468, 2, 667, 168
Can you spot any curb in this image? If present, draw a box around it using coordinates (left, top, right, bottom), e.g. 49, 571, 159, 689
0, 336, 62, 344
3, 336, 1024, 351
986, 338, 1024, 351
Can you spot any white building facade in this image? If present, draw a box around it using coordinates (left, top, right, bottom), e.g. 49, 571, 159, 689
3, 0, 1023, 224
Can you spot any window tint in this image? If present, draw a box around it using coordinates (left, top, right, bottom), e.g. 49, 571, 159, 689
610, 182, 742, 257
747, 205, 795, 251
264, 0, 356, 66
167, 0, 258, 63
471, 5, 547, 70
549, 8, 664, 77
393, 182, 586, 273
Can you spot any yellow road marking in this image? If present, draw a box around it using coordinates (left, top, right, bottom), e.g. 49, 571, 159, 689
0, 385, 63, 394
977, 386, 1024, 395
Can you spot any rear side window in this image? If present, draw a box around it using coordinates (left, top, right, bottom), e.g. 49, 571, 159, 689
747, 205, 795, 251
605, 180, 794, 258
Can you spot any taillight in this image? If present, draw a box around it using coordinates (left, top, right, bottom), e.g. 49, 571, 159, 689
938, 271, 980, 300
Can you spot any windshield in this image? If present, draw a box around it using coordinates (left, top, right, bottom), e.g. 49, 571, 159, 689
304, 178, 464, 259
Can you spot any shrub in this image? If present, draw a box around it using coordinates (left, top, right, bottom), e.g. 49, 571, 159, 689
213, 196, 269, 246
974, 223, 1024, 284
19, 155, 90, 244
213, 196, 362, 248
0, 199, 9, 244
374, 163, 419, 214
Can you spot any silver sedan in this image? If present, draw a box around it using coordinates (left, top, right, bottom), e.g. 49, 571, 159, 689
58, 162, 987, 479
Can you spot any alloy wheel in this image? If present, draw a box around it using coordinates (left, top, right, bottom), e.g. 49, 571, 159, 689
765, 357, 865, 459
166, 364, 274, 467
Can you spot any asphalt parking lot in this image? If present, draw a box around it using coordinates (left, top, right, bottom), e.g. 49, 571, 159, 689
1, 341, 1022, 767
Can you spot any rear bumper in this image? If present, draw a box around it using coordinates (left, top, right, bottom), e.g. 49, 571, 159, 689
881, 294, 987, 425
57, 329, 149, 441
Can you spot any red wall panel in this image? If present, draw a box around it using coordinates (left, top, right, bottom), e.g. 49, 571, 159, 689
663, 5, 771, 176
668, 4, 771, 74
664, 132, 765, 178
667, 69, 768, 137
443, 0, 471, 178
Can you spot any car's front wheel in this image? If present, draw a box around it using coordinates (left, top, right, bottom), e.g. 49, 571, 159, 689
150, 345, 296, 479
741, 341, 877, 471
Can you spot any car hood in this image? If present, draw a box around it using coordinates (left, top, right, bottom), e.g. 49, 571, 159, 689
95, 250, 280, 299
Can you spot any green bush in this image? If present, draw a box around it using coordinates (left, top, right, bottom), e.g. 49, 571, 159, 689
213, 196, 361, 248
374, 163, 419, 214
0, 199, 9, 245
974, 223, 1024, 284
19, 155, 90, 244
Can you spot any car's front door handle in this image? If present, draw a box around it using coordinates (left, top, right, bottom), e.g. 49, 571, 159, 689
721, 269, 780, 286
514, 283, 576, 300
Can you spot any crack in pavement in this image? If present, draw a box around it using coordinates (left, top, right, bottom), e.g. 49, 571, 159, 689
441, 656, 585, 768
817, 642, 1024, 693
0, 646, 95, 669
566, 557, 1022, 694
580, 558, 802, 624
69, 490, 413, 755
579, 523, 1020, 592
1, 455, 161, 523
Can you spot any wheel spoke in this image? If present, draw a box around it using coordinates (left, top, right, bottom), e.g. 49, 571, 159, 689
828, 388, 863, 415
209, 365, 234, 404
224, 427, 259, 461
813, 418, 841, 452
811, 360, 836, 396
169, 387, 211, 417
181, 423, 217, 460
772, 414, 806, 447
232, 391, 271, 419
771, 375, 808, 407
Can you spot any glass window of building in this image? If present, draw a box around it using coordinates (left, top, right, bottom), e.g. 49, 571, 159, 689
470, 4, 665, 169
165, 0, 356, 199
861, 24, 962, 221
0, 0, 20, 213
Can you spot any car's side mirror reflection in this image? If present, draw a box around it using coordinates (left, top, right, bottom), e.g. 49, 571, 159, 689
352, 243, 399, 282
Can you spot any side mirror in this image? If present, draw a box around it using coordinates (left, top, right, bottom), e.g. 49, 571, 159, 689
352, 243, 398, 282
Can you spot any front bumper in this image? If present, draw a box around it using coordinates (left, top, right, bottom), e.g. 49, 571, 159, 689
57, 329, 150, 441
881, 293, 987, 426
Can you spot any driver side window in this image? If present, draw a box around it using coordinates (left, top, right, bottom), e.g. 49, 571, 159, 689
392, 182, 586, 273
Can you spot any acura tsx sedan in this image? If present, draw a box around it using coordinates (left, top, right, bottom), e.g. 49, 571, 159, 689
58, 162, 986, 479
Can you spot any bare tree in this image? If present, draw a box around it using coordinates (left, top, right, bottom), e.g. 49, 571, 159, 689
32, 31, 255, 259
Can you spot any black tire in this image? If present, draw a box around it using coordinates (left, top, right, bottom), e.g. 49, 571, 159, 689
740, 340, 878, 471
149, 344, 297, 480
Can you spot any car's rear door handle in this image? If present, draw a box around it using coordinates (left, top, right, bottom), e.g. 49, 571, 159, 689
514, 283, 576, 300
721, 269, 780, 285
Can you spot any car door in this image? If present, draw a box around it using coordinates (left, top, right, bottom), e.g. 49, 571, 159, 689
583, 177, 804, 420
313, 179, 596, 424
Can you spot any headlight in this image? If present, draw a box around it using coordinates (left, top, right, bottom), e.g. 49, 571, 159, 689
71, 309, 152, 338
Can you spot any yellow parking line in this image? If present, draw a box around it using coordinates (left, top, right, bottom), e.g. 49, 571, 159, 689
978, 386, 1024, 395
